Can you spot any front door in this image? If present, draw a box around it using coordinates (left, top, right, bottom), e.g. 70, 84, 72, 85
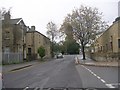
28, 48, 32, 61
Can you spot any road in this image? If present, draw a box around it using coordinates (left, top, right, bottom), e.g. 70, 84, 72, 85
3, 55, 119, 89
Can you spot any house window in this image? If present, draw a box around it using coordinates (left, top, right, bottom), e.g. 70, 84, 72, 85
118, 39, 120, 48
6, 31, 10, 33
4, 47, 10, 54
110, 42, 113, 51
101, 46, 102, 51
28, 48, 31, 55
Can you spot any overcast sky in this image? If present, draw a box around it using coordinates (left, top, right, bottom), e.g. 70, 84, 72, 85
0, 0, 119, 36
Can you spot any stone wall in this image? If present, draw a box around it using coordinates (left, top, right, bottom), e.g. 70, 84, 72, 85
89, 52, 120, 62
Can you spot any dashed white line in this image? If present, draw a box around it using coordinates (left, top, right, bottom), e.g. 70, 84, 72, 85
97, 76, 101, 79
81, 65, 115, 88
91, 71, 95, 75
93, 73, 97, 77
101, 79, 106, 83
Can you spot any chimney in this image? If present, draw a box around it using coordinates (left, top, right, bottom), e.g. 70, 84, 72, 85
31, 26, 36, 31
4, 11, 11, 21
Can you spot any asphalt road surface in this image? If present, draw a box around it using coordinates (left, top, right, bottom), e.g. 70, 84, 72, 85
3, 55, 119, 89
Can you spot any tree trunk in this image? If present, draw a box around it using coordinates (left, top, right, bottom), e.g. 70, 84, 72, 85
81, 42, 86, 60
51, 42, 54, 58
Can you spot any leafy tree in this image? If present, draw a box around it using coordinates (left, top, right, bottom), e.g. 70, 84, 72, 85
68, 41, 79, 54
46, 21, 58, 57
63, 5, 108, 60
38, 46, 45, 60
63, 40, 79, 54
59, 21, 80, 54
59, 22, 73, 41
53, 42, 60, 53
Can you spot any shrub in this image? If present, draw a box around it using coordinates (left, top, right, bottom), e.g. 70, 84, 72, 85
38, 46, 45, 60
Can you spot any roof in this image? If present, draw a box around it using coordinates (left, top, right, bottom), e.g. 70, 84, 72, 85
2, 18, 25, 25
27, 30, 50, 40
115, 16, 120, 22
10, 18, 22, 24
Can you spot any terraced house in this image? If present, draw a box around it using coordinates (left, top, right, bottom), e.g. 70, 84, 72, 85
2, 12, 27, 64
91, 17, 120, 61
26, 26, 51, 60
2, 12, 51, 64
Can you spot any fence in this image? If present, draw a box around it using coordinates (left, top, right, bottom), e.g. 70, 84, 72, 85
2, 52, 23, 64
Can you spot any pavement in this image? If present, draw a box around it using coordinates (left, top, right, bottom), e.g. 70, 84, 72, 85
76, 55, 119, 67
2, 58, 55, 73
2, 60, 39, 73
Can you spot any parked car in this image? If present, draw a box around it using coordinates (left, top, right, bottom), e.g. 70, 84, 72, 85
56, 53, 63, 58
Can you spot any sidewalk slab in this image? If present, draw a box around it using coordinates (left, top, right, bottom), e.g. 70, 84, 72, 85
76, 55, 118, 67
2, 60, 39, 73
79, 61, 118, 67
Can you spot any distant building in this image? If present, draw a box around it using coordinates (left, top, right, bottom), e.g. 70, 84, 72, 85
26, 26, 51, 60
91, 17, 120, 61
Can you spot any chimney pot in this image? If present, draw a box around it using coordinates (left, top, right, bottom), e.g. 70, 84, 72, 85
31, 26, 35, 31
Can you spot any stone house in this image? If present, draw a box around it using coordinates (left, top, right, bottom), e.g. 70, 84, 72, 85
2, 12, 51, 63
91, 17, 120, 61
26, 26, 51, 60
2, 12, 27, 63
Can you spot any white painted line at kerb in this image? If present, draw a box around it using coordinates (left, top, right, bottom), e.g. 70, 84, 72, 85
81, 65, 115, 88
106, 84, 115, 88
23, 86, 29, 90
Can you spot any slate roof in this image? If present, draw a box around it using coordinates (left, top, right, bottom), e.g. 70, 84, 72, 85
10, 18, 22, 24
2, 18, 25, 25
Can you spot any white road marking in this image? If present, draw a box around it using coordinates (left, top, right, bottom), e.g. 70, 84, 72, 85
101, 79, 106, 83
23, 86, 29, 90
106, 84, 115, 88
34, 87, 39, 90
81, 65, 115, 88
88, 69, 92, 72
97, 76, 101, 79
93, 73, 97, 77
91, 71, 95, 75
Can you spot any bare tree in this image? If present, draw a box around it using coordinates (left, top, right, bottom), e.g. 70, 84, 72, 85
0, 8, 7, 20
0, 8, 12, 20
46, 21, 58, 57
64, 5, 108, 60
46, 21, 58, 42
